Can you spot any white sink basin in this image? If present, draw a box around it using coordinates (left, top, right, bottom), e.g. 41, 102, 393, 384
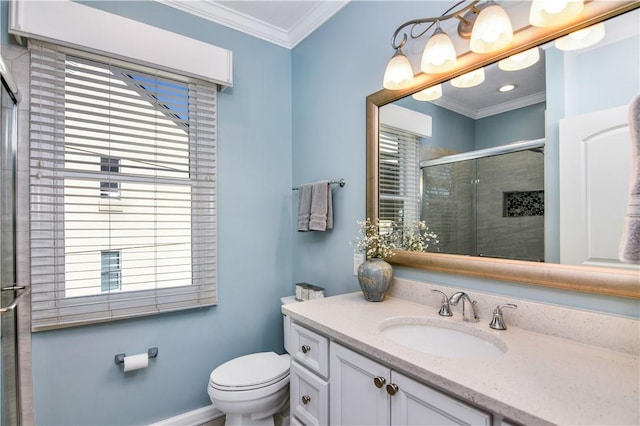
379, 317, 507, 359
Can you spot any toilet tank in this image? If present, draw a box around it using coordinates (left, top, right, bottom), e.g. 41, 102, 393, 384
280, 296, 298, 354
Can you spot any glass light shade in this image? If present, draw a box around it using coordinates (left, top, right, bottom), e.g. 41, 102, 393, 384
421, 28, 457, 74
450, 68, 485, 88
555, 23, 605, 51
470, 3, 514, 53
412, 84, 443, 101
529, 0, 584, 27
498, 47, 540, 71
383, 50, 414, 90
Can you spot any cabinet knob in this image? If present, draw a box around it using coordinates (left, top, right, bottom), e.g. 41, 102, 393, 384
373, 376, 386, 388
302, 395, 311, 405
386, 383, 399, 396
301, 345, 311, 354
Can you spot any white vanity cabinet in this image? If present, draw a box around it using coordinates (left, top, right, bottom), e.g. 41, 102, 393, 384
330, 342, 492, 426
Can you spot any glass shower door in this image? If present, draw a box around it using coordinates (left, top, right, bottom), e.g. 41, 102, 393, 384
0, 76, 20, 425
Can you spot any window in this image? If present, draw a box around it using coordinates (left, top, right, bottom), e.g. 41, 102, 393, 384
101, 251, 121, 292
100, 157, 121, 198
379, 125, 420, 231
29, 41, 218, 330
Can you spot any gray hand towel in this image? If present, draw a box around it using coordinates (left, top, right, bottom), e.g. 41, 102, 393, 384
309, 181, 333, 231
619, 94, 640, 264
297, 184, 312, 232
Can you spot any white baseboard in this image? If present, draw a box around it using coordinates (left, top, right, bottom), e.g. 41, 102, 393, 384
150, 405, 224, 426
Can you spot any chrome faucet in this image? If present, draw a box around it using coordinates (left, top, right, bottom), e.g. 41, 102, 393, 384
448, 291, 480, 323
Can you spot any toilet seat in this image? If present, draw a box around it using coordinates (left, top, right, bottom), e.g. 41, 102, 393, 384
209, 352, 290, 391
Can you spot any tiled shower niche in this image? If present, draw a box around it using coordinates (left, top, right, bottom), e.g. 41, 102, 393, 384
504, 190, 544, 217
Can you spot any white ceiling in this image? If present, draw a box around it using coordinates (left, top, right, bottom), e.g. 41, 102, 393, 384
155, 0, 350, 49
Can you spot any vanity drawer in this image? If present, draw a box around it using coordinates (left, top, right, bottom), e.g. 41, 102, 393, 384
290, 360, 329, 426
291, 322, 329, 378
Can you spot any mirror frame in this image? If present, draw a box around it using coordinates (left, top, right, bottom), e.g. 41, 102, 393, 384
366, 1, 640, 299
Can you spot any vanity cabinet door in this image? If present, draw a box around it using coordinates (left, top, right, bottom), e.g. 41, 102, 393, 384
390, 371, 492, 426
330, 342, 390, 425
290, 360, 329, 426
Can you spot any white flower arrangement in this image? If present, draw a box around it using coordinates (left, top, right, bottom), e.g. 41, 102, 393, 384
353, 218, 396, 259
353, 218, 439, 259
395, 220, 439, 253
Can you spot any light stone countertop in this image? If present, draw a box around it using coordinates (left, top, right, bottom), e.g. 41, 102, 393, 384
282, 289, 639, 426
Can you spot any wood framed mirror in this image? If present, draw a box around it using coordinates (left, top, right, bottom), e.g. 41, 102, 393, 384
366, 1, 640, 299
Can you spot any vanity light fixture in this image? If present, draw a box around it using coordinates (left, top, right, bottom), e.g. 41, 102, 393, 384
529, 0, 584, 27
383, 0, 514, 89
498, 84, 517, 92
421, 22, 457, 74
412, 84, 443, 101
450, 68, 485, 88
555, 22, 606, 51
469, 1, 514, 53
383, 48, 415, 90
498, 47, 540, 71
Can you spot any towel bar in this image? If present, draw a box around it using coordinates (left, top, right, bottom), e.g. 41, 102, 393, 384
293, 178, 346, 190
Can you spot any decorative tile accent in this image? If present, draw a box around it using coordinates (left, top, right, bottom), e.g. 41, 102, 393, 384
504, 190, 544, 217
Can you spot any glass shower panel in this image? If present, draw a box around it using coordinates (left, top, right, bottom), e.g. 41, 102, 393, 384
421, 145, 544, 261
0, 77, 19, 425
421, 160, 474, 255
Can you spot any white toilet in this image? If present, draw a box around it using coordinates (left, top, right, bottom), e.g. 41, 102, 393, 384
207, 296, 297, 426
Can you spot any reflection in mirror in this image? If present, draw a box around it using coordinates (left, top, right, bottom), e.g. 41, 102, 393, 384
378, 8, 639, 270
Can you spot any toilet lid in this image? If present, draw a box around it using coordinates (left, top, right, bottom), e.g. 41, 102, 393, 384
209, 352, 289, 389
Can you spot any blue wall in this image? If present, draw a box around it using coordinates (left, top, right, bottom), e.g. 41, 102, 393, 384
474, 102, 545, 149
8, 1, 294, 424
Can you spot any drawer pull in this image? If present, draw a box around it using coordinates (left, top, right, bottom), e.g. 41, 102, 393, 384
301, 345, 311, 354
302, 395, 311, 405
386, 383, 399, 396
373, 376, 386, 388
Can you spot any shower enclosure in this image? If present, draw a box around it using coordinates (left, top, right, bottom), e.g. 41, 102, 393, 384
0, 58, 27, 424
421, 139, 545, 262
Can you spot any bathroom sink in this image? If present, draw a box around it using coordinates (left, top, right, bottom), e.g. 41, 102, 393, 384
379, 317, 507, 359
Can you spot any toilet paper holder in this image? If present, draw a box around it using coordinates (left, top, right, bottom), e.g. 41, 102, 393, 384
114, 347, 159, 366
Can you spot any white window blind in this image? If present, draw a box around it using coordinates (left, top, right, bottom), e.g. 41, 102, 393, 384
379, 125, 420, 229
29, 41, 217, 330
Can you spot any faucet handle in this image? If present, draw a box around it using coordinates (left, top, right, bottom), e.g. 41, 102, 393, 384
489, 304, 517, 330
431, 289, 452, 317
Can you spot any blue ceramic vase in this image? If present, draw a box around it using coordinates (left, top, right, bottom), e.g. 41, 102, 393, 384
357, 258, 393, 302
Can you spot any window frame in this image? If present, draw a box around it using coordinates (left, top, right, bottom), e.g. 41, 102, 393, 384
29, 40, 218, 331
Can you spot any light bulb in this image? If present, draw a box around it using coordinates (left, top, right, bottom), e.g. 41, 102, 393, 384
450, 68, 485, 88
529, 0, 583, 27
412, 84, 442, 101
498, 84, 516, 92
383, 49, 414, 90
470, 2, 513, 53
421, 27, 457, 74
555, 23, 605, 51
498, 47, 540, 71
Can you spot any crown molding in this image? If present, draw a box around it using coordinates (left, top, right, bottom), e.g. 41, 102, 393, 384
435, 91, 546, 120
155, 0, 349, 49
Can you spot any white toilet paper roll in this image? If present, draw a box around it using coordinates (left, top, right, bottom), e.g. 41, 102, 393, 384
123, 353, 149, 372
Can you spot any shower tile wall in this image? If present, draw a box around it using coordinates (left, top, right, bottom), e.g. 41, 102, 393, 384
476, 151, 544, 261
